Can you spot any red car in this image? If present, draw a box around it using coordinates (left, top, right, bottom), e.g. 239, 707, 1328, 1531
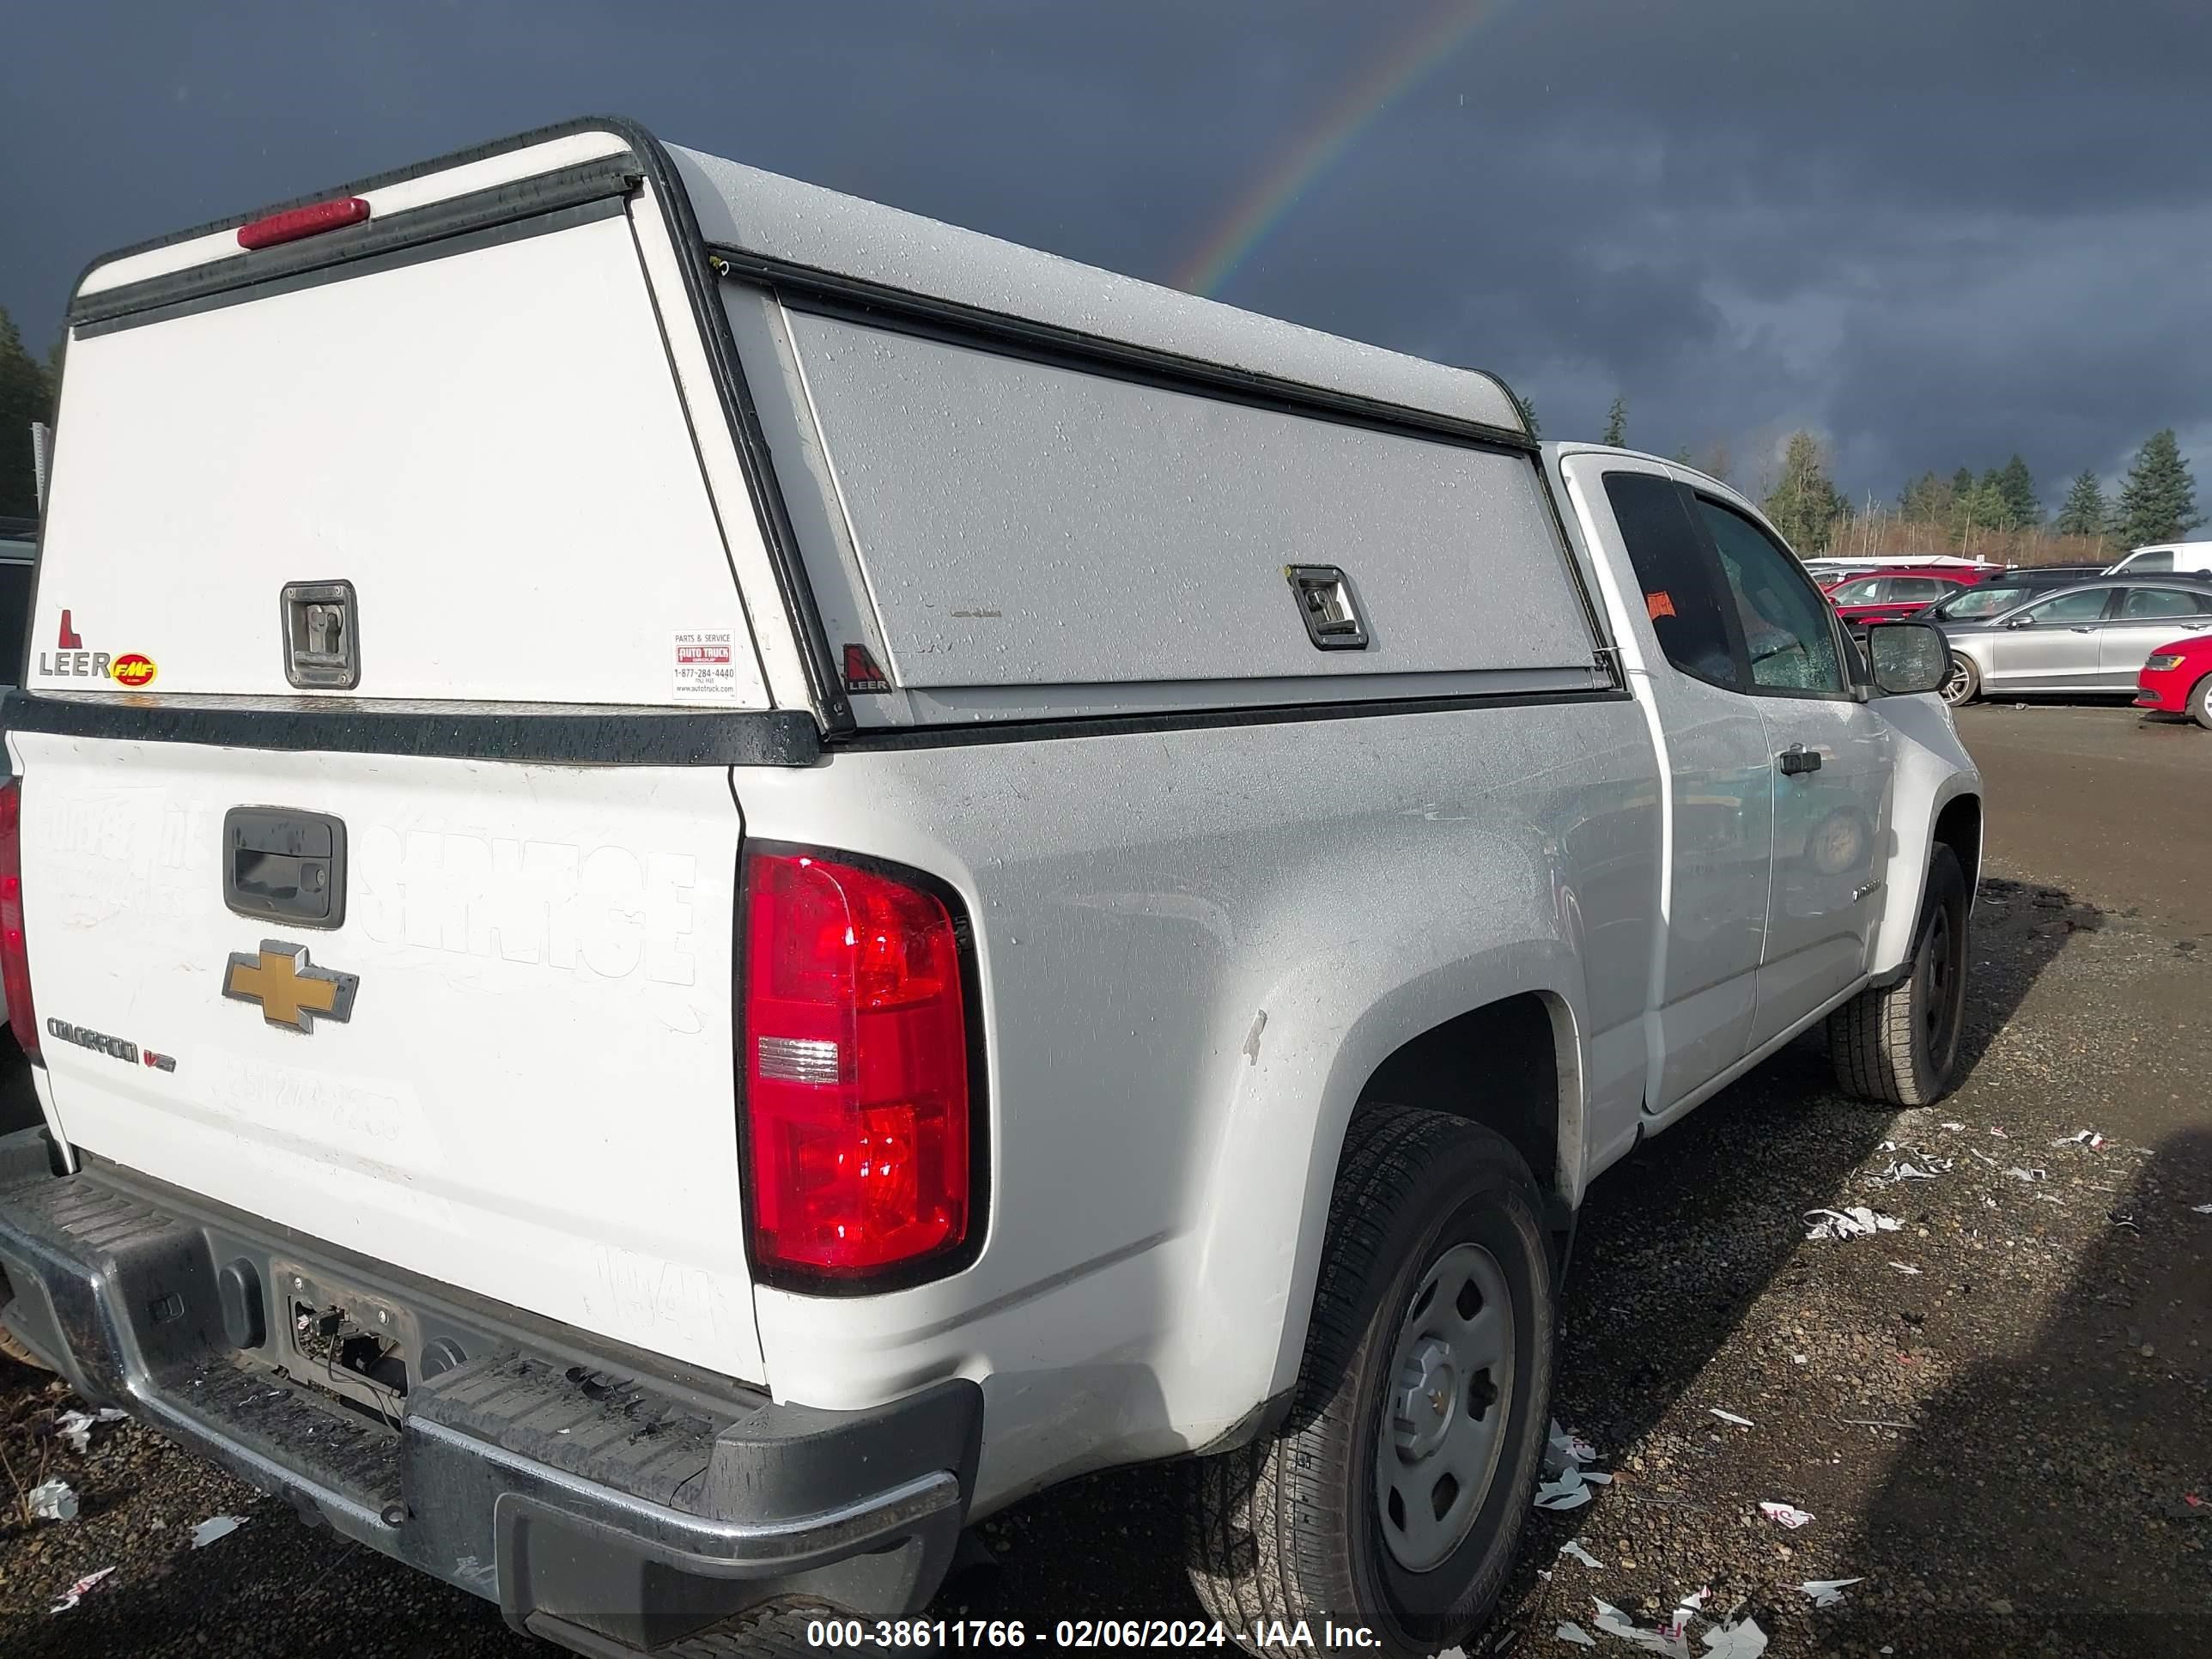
1821, 566, 1995, 627
2136, 630, 2212, 727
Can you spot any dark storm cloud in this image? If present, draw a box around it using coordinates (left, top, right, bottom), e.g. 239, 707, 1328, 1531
5, 0, 2209, 505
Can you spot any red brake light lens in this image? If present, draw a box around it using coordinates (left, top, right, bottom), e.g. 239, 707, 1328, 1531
0, 779, 40, 1061
236, 197, 370, 251
743, 850, 974, 1279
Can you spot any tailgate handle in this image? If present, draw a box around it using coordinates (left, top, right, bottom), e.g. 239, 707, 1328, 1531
223, 808, 347, 930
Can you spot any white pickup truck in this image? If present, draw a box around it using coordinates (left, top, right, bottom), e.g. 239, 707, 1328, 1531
0, 119, 1980, 1657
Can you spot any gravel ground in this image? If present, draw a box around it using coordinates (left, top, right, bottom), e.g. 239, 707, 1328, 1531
1, 702, 2207, 1657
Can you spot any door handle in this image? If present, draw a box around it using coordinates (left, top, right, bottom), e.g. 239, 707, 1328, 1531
2069, 626, 2094, 634
1777, 745, 1822, 775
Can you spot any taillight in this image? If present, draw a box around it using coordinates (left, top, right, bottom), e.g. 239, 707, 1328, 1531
235, 197, 370, 251
0, 779, 39, 1061
742, 848, 975, 1282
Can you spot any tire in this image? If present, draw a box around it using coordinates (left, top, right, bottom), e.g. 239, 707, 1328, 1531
1939, 652, 1979, 707
1828, 846, 1971, 1107
1184, 1106, 1555, 1658
0, 1320, 54, 1372
2191, 673, 2212, 732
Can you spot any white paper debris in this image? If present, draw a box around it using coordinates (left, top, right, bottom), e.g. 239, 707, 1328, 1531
1710, 1408, 1754, 1426
2191, 1204, 2212, 1215
1803, 1206, 1901, 1241
1555, 1624, 1597, 1649
48, 1565, 116, 1613
1940, 1121, 1965, 1132
1759, 1501, 1814, 1528
1559, 1540, 1604, 1568
1668, 1589, 1711, 1639
1535, 1472, 1595, 1510
191, 1514, 249, 1548
1971, 1149, 2001, 1169
1546, 1419, 1600, 1472
1701, 1620, 1768, 1659
52, 1406, 128, 1455
28, 1479, 79, 1522
2005, 1166, 2048, 1182
1799, 1577, 1864, 1608
1988, 1126, 2008, 1138
1593, 1599, 1690, 1657
2051, 1130, 2106, 1148
1888, 1261, 1922, 1275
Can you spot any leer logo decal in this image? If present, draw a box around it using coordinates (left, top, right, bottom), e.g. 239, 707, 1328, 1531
110, 653, 156, 688
222, 940, 359, 1034
33, 611, 156, 685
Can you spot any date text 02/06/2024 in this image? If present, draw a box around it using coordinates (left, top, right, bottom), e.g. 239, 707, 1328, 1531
804, 1620, 1382, 1650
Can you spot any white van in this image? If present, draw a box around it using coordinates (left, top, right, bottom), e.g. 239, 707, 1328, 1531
2104, 541, 2212, 576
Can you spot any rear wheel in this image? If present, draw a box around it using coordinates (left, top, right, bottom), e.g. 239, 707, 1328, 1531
2191, 673, 2212, 731
1184, 1106, 1554, 1657
1828, 846, 1971, 1107
1940, 652, 1979, 707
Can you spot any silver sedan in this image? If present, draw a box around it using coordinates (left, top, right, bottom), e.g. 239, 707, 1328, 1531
1937, 575, 2212, 705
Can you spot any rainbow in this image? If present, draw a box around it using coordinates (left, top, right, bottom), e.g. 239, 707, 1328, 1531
1174, 0, 1514, 297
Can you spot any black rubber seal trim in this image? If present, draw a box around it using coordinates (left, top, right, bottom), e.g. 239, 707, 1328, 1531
711, 246, 1535, 455
69, 156, 643, 331
829, 685, 1632, 751
2, 690, 822, 768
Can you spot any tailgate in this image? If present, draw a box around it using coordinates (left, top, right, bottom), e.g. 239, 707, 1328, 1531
14, 735, 763, 1381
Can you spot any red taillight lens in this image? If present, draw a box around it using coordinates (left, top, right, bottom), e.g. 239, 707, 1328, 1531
235, 197, 370, 251
743, 850, 974, 1279
0, 779, 39, 1061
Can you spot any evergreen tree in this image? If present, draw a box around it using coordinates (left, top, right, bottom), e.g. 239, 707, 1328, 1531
1899, 471, 1953, 524
1951, 466, 1975, 501
1763, 431, 1850, 554
1510, 388, 1540, 441
1601, 397, 1627, 447
2052, 471, 2106, 538
0, 307, 53, 519
1994, 455, 2040, 528
2112, 428, 2203, 547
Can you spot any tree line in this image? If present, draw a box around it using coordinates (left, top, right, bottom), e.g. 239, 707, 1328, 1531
0, 307, 61, 520
1583, 393, 2203, 563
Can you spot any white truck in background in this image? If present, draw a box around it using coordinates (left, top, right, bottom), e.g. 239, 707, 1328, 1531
0, 118, 1980, 1658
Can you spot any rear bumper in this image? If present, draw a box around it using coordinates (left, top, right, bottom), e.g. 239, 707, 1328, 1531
0, 1129, 981, 1655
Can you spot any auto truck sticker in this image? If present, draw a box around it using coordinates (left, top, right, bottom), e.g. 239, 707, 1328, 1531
672, 629, 740, 702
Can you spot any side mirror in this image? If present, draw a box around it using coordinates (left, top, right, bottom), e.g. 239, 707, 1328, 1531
1864, 620, 1949, 696
2004, 613, 2038, 629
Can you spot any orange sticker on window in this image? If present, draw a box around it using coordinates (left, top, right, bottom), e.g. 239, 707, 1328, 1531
1645, 591, 1677, 621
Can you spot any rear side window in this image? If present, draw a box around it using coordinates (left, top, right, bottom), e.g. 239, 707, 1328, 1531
1694, 499, 1846, 694
1827, 578, 1885, 604
2126, 550, 2174, 572
2120, 586, 2209, 618
1601, 471, 1736, 686
1940, 583, 2027, 618
0, 563, 29, 685
2021, 587, 2114, 624
1886, 577, 1948, 601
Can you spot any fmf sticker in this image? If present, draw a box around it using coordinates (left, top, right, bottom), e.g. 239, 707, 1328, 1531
672, 629, 740, 702
33, 611, 155, 685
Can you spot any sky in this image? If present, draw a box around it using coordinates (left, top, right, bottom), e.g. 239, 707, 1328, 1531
4, 0, 2209, 512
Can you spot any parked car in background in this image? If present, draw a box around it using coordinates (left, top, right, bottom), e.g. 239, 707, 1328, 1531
1923, 568, 2112, 625
1824, 568, 1989, 630
2103, 541, 2212, 578
1937, 575, 2212, 705
2136, 630, 2212, 728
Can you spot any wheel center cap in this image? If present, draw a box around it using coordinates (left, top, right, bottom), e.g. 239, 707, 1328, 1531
1392, 1340, 1457, 1459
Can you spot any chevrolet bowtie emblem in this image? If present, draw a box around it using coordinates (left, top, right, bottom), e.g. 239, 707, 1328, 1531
222, 941, 359, 1033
